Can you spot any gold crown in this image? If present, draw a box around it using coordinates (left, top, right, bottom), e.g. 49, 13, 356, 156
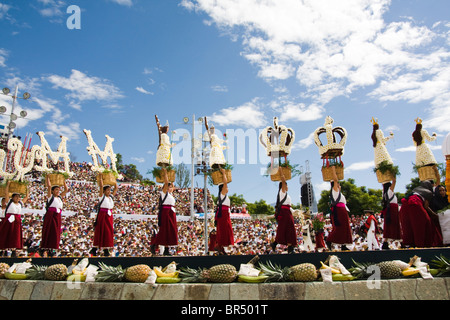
415, 117, 423, 124
370, 117, 379, 125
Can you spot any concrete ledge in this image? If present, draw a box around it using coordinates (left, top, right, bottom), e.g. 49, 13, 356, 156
0, 278, 449, 300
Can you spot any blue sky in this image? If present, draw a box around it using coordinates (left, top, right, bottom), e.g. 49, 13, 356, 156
0, 0, 449, 209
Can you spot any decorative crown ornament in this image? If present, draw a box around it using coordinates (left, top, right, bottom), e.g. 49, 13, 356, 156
313, 116, 347, 158
259, 117, 295, 157
415, 117, 423, 124
370, 117, 379, 126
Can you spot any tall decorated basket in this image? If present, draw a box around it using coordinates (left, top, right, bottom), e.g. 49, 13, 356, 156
313, 116, 347, 182
259, 117, 296, 182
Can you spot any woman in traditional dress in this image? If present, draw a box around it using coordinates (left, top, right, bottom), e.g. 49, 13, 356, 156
155, 116, 175, 167
363, 212, 380, 250
430, 185, 449, 213
40, 175, 68, 257
208, 124, 227, 168
399, 181, 443, 248
0, 181, 30, 257
91, 175, 118, 257
413, 120, 440, 182
371, 120, 394, 168
214, 168, 234, 255
155, 168, 178, 255
380, 177, 402, 249
271, 167, 297, 254
326, 165, 353, 250
301, 213, 314, 252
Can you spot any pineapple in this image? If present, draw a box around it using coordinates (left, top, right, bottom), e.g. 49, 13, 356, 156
377, 261, 402, 279
430, 255, 450, 276
289, 263, 318, 282
208, 264, 237, 283
179, 266, 209, 283
349, 260, 402, 279
259, 261, 317, 282
0, 263, 10, 279
125, 265, 152, 283
44, 264, 68, 281
95, 262, 126, 282
27, 264, 48, 280
95, 263, 152, 283
179, 264, 237, 283
259, 261, 290, 282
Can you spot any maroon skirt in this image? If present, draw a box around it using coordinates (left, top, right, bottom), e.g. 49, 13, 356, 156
93, 208, 114, 249
400, 195, 442, 248
0, 214, 23, 250
382, 203, 402, 240
327, 203, 353, 245
315, 230, 326, 249
275, 205, 297, 246
40, 207, 62, 250
155, 205, 178, 246
215, 205, 234, 247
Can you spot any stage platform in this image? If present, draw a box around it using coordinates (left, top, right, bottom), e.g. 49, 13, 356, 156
1, 247, 449, 269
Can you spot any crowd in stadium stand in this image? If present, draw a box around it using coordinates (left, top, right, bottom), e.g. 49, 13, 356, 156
2, 161, 438, 258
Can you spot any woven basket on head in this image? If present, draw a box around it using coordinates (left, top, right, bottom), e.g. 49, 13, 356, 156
418, 165, 438, 182
48, 173, 66, 187
155, 170, 176, 184
9, 181, 27, 195
321, 165, 344, 182
96, 172, 117, 186
0, 186, 6, 198
211, 169, 232, 185
375, 170, 395, 184
270, 166, 292, 182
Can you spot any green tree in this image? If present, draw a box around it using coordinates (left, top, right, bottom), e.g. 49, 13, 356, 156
174, 163, 191, 188
246, 199, 275, 216
116, 153, 143, 182
317, 178, 383, 215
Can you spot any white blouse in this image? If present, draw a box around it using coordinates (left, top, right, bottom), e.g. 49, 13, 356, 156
48, 196, 63, 210
6, 202, 22, 215
332, 189, 350, 211
99, 196, 114, 209
278, 190, 292, 206
385, 189, 397, 204
160, 191, 175, 206
219, 193, 230, 207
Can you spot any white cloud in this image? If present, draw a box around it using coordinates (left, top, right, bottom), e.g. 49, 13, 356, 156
314, 181, 331, 196
395, 145, 441, 153
208, 100, 266, 128
108, 0, 133, 6
279, 103, 324, 122
292, 132, 315, 150
0, 3, 11, 20
344, 161, 374, 173
183, 0, 450, 129
131, 157, 145, 163
136, 86, 154, 95
45, 69, 124, 109
211, 85, 228, 92
45, 121, 81, 141
0, 48, 8, 67
36, 0, 67, 22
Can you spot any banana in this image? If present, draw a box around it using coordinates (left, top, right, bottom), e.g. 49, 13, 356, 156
332, 274, 355, 281
67, 274, 86, 282
5, 272, 29, 280
156, 276, 182, 284
153, 267, 179, 278
320, 261, 341, 274
238, 275, 268, 283
71, 268, 87, 275
402, 267, 421, 277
